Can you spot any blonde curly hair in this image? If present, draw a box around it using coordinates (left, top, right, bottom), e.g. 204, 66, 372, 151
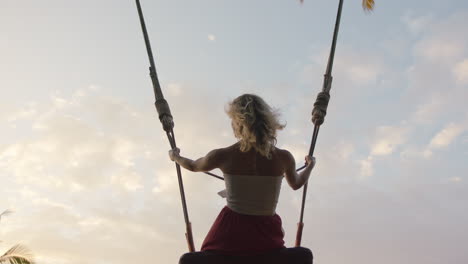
226, 94, 285, 159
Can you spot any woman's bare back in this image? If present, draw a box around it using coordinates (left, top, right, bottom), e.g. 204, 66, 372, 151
169, 143, 314, 190
219, 143, 287, 177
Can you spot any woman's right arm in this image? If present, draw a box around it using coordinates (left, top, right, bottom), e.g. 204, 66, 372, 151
283, 151, 316, 190
169, 148, 224, 172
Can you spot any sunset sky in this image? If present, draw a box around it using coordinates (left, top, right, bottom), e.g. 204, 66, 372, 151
1, 0, 467, 263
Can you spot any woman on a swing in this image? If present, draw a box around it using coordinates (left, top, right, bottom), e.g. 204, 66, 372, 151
169, 94, 316, 262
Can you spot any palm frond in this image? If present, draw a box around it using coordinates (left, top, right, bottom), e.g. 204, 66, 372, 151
0, 244, 35, 264
0, 210, 14, 222
362, 0, 375, 11
300, 0, 375, 11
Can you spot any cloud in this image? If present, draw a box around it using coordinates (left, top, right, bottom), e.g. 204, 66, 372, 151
361, 124, 410, 175
1, 83, 239, 263
402, 13, 434, 34
370, 125, 409, 156
2, 192, 181, 264
359, 156, 374, 178
5, 104, 37, 122
416, 39, 464, 62
207, 34, 216, 41
401, 12, 468, 127
303, 45, 384, 87
0, 86, 159, 191
453, 58, 468, 84
167, 82, 183, 97
449, 176, 462, 183
332, 141, 355, 160
413, 12, 468, 63
152, 167, 178, 195
2, 7, 468, 264
410, 93, 447, 124
422, 121, 467, 158
429, 122, 465, 149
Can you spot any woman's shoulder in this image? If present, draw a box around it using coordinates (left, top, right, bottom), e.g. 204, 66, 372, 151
209, 143, 238, 156
221, 143, 240, 153
273, 147, 291, 158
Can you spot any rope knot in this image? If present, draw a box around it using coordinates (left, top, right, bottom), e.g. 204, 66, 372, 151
155, 99, 174, 131
311, 91, 330, 126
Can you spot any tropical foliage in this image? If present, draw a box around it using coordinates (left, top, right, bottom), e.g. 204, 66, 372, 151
0, 245, 35, 264
299, 0, 375, 11
0, 210, 35, 264
362, 0, 375, 11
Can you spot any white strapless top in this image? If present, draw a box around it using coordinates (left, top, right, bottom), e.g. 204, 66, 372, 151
219, 174, 283, 216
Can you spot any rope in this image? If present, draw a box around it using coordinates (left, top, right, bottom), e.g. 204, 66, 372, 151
155, 99, 174, 132
295, 0, 344, 247
136, 0, 344, 251
204, 164, 307, 182
135, 0, 194, 252
312, 91, 330, 126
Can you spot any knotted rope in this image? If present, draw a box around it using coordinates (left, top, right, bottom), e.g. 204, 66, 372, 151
155, 98, 174, 132
295, 0, 344, 247
311, 91, 331, 126
136, 0, 194, 252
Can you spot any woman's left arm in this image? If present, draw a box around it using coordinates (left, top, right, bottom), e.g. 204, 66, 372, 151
169, 148, 223, 172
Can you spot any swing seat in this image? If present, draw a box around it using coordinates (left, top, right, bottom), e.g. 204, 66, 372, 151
179, 247, 312, 264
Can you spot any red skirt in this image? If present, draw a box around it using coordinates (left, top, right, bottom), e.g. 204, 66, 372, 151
201, 206, 285, 256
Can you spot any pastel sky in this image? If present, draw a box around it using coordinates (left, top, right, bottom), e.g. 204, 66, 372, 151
1, 0, 467, 263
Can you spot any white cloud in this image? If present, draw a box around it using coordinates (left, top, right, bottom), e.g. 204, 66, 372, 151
110, 169, 143, 192
322, 141, 355, 162
413, 12, 468, 63
453, 58, 468, 84
207, 34, 216, 41
302, 45, 384, 87
400, 146, 429, 160
402, 13, 433, 34
449, 176, 462, 183
370, 125, 409, 156
401, 120, 468, 160
347, 64, 380, 85
428, 122, 466, 149
5, 105, 37, 122
415, 39, 464, 62
411, 93, 446, 124
167, 83, 183, 97
2, 7, 468, 264
0, 87, 161, 191
403, 13, 468, 129
359, 124, 410, 178
334, 50, 383, 85
335, 141, 355, 160
111, 137, 137, 167
405, 121, 468, 159
359, 156, 374, 178
51, 95, 68, 109
152, 168, 178, 195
